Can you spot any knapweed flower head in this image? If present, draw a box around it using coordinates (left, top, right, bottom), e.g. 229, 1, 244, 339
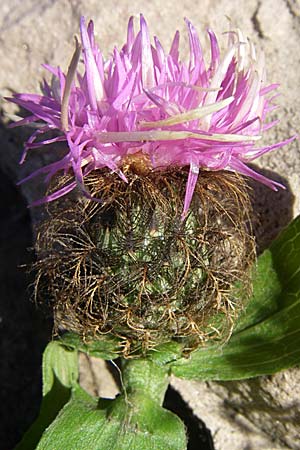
9, 16, 294, 354
9, 15, 293, 217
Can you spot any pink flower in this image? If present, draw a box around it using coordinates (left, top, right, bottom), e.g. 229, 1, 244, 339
8, 15, 295, 216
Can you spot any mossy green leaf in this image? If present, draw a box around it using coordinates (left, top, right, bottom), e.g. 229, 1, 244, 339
171, 216, 300, 380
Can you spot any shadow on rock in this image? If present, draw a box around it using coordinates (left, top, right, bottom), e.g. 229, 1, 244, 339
164, 385, 215, 450
248, 164, 294, 253
0, 169, 52, 450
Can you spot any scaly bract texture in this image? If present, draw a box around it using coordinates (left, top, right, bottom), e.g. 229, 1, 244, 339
35, 170, 254, 354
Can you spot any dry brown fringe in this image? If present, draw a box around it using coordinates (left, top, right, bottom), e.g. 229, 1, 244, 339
34, 168, 255, 356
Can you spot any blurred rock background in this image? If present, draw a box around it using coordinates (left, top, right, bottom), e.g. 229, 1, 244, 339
0, 0, 299, 448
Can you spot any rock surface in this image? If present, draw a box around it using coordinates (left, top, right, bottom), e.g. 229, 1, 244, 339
0, 0, 299, 449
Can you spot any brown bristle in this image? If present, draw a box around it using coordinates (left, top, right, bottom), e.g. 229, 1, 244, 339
34, 168, 255, 356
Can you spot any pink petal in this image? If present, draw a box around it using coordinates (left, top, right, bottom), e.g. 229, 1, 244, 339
80, 16, 105, 110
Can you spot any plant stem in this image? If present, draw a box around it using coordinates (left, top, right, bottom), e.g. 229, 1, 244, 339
121, 358, 170, 406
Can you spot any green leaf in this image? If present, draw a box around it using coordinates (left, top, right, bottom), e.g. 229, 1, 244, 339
15, 342, 78, 450
170, 215, 300, 381
35, 357, 187, 450
42, 340, 79, 396
35, 386, 186, 450
60, 332, 121, 360
18, 345, 187, 450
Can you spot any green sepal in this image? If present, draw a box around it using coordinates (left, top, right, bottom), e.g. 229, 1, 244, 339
148, 341, 183, 366
15, 341, 78, 450
59, 331, 121, 360
170, 215, 300, 380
